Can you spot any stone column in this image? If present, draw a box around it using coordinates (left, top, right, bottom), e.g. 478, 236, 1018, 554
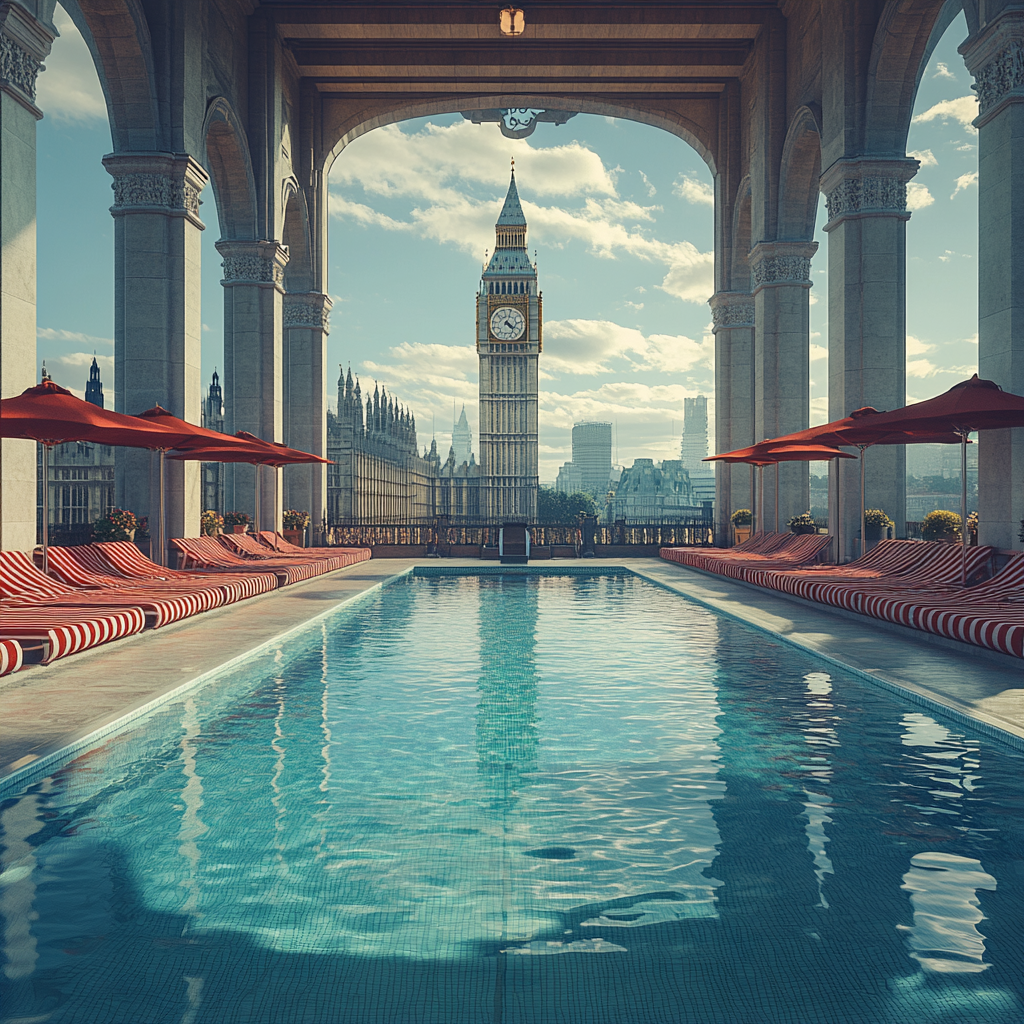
103, 152, 209, 554
0, 5, 52, 552
750, 241, 818, 530
820, 157, 917, 560
962, 12, 1024, 550
283, 291, 331, 539
217, 239, 288, 531
710, 292, 755, 545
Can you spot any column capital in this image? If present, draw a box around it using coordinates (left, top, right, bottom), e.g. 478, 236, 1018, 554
283, 291, 333, 332
103, 153, 208, 228
215, 239, 290, 289
748, 240, 818, 293
0, 3, 55, 117
709, 291, 754, 332
820, 158, 918, 230
960, 6, 1024, 125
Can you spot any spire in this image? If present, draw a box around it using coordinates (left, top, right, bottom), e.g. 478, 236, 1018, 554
85, 355, 104, 408
496, 163, 526, 229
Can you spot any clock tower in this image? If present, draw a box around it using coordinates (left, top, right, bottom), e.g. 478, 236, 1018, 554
477, 163, 540, 521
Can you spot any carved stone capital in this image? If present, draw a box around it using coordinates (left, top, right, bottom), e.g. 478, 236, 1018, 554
961, 9, 1024, 123
216, 239, 290, 287
748, 241, 818, 292
0, 4, 54, 114
820, 158, 918, 229
283, 292, 333, 332
103, 153, 208, 227
709, 291, 754, 332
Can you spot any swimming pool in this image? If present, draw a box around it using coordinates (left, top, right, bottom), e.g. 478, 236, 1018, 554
0, 571, 1020, 1023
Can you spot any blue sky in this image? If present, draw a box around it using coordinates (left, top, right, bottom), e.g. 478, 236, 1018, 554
35, 7, 979, 483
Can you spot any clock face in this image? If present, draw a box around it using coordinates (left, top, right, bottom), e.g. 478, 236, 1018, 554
490, 306, 526, 341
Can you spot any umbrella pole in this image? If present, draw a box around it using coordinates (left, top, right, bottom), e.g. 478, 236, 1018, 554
960, 431, 968, 587
158, 450, 166, 567
41, 443, 50, 575
775, 462, 779, 533
255, 465, 261, 536
860, 446, 867, 559
758, 465, 765, 535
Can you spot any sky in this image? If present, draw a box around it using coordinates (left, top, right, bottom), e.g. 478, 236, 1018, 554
34, 7, 980, 484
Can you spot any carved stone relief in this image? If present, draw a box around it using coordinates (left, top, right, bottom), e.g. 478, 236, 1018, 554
824, 177, 908, 222
0, 32, 41, 100
973, 38, 1024, 114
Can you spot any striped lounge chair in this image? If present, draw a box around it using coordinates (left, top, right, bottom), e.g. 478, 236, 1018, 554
218, 532, 344, 574
173, 537, 315, 586
661, 532, 787, 569
1, 550, 207, 629
663, 533, 806, 574
92, 541, 278, 598
713, 533, 834, 581
0, 639, 23, 676
0, 605, 145, 663
258, 531, 371, 567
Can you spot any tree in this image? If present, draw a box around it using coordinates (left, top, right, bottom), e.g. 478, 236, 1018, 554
537, 487, 598, 524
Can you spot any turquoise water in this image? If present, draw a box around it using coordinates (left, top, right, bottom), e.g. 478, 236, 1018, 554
0, 571, 1021, 1023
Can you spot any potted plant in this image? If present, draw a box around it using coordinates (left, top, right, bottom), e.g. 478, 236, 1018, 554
201, 510, 224, 536
921, 509, 961, 543
787, 511, 817, 535
731, 508, 753, 545
282, 509, 310, 547
863, 508, 894, 543
223, 511, 251, 534
92, 507, 138, 542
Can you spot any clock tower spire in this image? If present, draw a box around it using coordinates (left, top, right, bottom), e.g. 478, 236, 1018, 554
477, 163, 540, 521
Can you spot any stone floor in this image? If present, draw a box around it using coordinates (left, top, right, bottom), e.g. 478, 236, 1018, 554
2, 556, 1021, 788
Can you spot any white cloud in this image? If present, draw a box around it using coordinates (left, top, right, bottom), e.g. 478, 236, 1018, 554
810, 395, 829, 424
624, 300, 644, 311
638, 170, 656, 197
956, 142, 976, 152
810, 344, 828, 362
37, 326, 112, 347
672, 175, 714, 207
36, 9, 107, 124
42, 350, 113, 397
912, 96, 979, 133
908, 149, 938, 168
906, 335, 934, 356
950, 171, 978, 199
907, 358, 940, 378
932, 62, 957, 80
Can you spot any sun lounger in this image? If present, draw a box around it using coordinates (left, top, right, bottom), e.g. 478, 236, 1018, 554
0, 605, 145, 662
173, 537, 316, 586
1, 551, 209, 629
94, 541, 278, 598
257, 531, 370, 566
219, 532, 345, 573
0, 639, 23, 676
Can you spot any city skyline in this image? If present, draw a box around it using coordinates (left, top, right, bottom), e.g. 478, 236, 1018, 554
34, 6, 980, 483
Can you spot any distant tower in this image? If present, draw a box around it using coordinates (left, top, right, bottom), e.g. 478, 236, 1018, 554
84, 357, 104, 408
201, 370, 225, 513
571, 421, 612, 498
452, 404, 472, 466
477, 163, 540, 521
680, 395, 709, 469
202, 369, 224, 432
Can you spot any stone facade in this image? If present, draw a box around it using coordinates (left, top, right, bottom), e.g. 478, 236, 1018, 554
606, 459, 703, 524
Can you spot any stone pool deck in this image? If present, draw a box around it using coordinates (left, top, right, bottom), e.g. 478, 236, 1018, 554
2, 556, 1022, 788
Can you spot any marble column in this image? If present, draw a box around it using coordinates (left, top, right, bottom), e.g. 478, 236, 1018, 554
283, 291, 331, 538
217, 239, 288, 531
962, 12, 1024, 550
750, 241, 818, 530
820, 158, 917, 561
103, 152, 209, 554
0, 5, 52, 552
710, 292, 755, 545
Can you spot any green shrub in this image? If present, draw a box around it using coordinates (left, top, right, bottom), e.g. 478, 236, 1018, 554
921, 509, 961, 540
283, 509, 310, 530
787, 511, 816, 535
730, 508, 752, 526
223, 511, 252, 527
92, 507, 138, 542
863, 508, 894, 529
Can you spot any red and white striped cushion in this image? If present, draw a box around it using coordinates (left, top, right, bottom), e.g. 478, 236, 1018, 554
0, 639, 23, 676
173, 538, 315, 586
0, 605, 145, 661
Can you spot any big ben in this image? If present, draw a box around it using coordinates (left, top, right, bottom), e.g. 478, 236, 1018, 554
477, 162, 540, 521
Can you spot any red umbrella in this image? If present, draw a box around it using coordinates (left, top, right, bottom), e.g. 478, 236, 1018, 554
133, 405, 266, 565
706, 443, 855, 534
849, 375, 1024, 582
0, 381, 191, 573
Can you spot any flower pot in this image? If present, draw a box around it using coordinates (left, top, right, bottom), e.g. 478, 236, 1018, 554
932, 532, 959, 544
864, 525, 886, 542
283, 529, 304, 547
229, 524, 248, 534
733, 526, 751, 545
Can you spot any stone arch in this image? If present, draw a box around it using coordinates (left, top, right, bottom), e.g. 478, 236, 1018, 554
730, 176, 753, 291
321, 94, 718, 179
281, 178, 313, 294
864, 0, 963, 155
201, 97, 258, 241
61, 0, 161, 151
777, 106, 822, 241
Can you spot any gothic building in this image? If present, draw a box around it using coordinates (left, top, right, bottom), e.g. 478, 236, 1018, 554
605, 458, 703, 524
477, 165, 540, 522
200, 370, 225, 514
327, 368, 481, 524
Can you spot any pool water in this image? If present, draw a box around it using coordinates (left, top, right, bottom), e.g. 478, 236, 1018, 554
0, 571, 1021, 1023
